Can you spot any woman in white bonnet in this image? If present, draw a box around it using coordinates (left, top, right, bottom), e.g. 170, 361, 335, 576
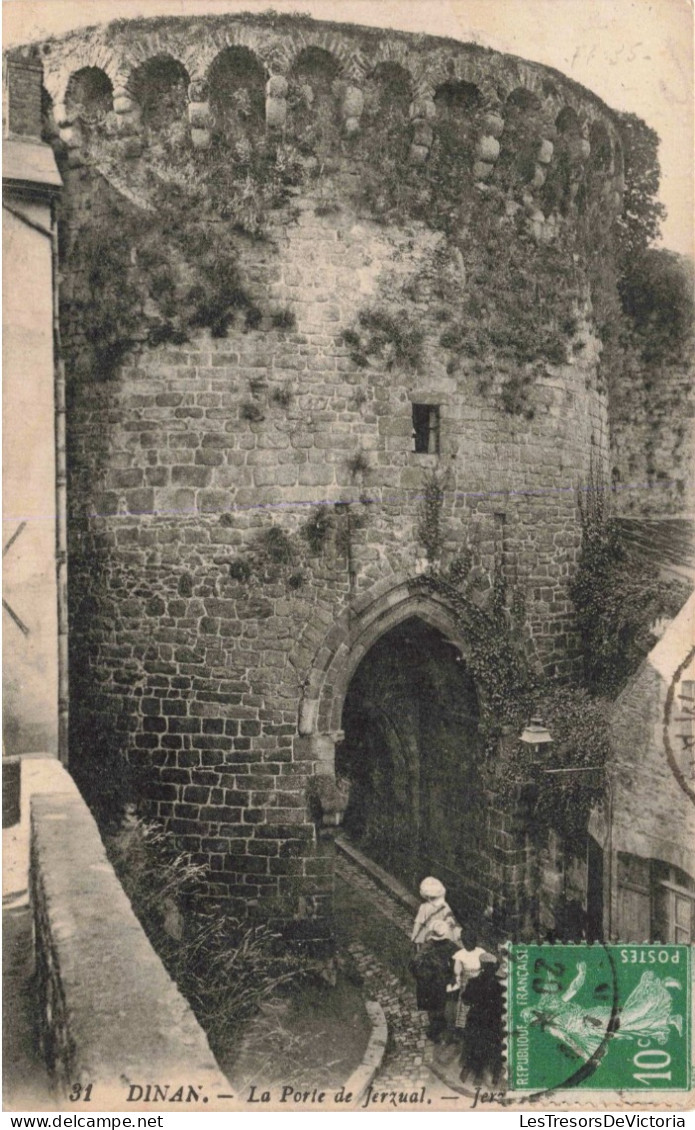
411, 875, 462, 951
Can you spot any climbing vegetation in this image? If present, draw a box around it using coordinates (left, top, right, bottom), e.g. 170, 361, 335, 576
412, 554, 612, 849
225, 509, 334, 589
569, 459, 689, 697
301, 505, 335, 553
105, 812, 309, 1055
61, 180, 255, 380
416, 469, 448, 564
340, 306, 425, 373
57, 96, 307, 380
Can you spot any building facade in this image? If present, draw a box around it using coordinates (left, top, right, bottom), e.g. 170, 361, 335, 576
3, 53, 65, 759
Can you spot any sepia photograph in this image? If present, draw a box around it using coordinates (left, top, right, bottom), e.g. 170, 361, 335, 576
2, 0, 693, 1115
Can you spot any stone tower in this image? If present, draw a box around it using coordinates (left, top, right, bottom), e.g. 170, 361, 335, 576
21, 12, 635, 940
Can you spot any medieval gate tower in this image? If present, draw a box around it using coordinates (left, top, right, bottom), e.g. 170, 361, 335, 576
5, 12, 644, 944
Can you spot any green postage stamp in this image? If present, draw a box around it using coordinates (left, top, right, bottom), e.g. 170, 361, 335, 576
506, 944, 691, 1094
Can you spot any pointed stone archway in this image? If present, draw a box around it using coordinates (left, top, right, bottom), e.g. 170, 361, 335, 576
296, 578, 475, 740
295, 579, 491, 924
338, 616, 484, 914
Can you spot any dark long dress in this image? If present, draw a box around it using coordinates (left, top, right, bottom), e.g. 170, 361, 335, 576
460, 963, 504, 1083
411, 938, 458, 1010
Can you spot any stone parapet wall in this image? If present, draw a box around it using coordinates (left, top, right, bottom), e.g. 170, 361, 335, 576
30, 775, 226, 1105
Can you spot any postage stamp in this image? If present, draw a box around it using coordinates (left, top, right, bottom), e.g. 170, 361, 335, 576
506, 944, 691, 1094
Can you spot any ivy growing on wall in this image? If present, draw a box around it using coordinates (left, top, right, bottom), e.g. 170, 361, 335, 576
57, 90, 311, 380
341, 306, 425, 372
413, 553, 534, 746
347, 94, 584, 415
569, 457, 688, 697
225, 523, 300, 587
435, 198, 579, 411
618, 248, 694, 365
224, 504, 342, 590
515, 685, 611, 851
346, 82, 676, 416
408, 462, 617, 847
413, 557, 613, 847
61, 178, 255, 380
298, 506, 331, 554
416, 469, 448, 564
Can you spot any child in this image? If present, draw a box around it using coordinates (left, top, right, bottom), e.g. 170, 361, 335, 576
452, 928, 487, 1031
459, 952, 504, 1086
411, 876, 462, 951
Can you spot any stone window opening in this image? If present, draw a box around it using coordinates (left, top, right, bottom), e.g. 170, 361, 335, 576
412, 403, 440, 454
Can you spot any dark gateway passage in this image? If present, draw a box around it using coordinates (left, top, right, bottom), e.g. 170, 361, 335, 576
337, 617, 485, 922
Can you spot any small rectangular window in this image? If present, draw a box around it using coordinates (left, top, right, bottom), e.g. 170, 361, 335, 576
412, 403, 440, 454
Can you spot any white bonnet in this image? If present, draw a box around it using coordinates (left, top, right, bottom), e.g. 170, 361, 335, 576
419, 876, 446, 898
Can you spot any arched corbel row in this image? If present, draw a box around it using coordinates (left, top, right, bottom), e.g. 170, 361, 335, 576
34, 17, 626, 226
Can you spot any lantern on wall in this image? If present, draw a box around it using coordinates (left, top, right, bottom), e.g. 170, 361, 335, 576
519, 717, 553, 756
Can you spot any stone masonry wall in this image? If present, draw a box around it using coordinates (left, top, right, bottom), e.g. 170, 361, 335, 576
64, 185, 607, 916
30, 768, 226, 1106
3, 54, 43, 137
610, 338, 695, 518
